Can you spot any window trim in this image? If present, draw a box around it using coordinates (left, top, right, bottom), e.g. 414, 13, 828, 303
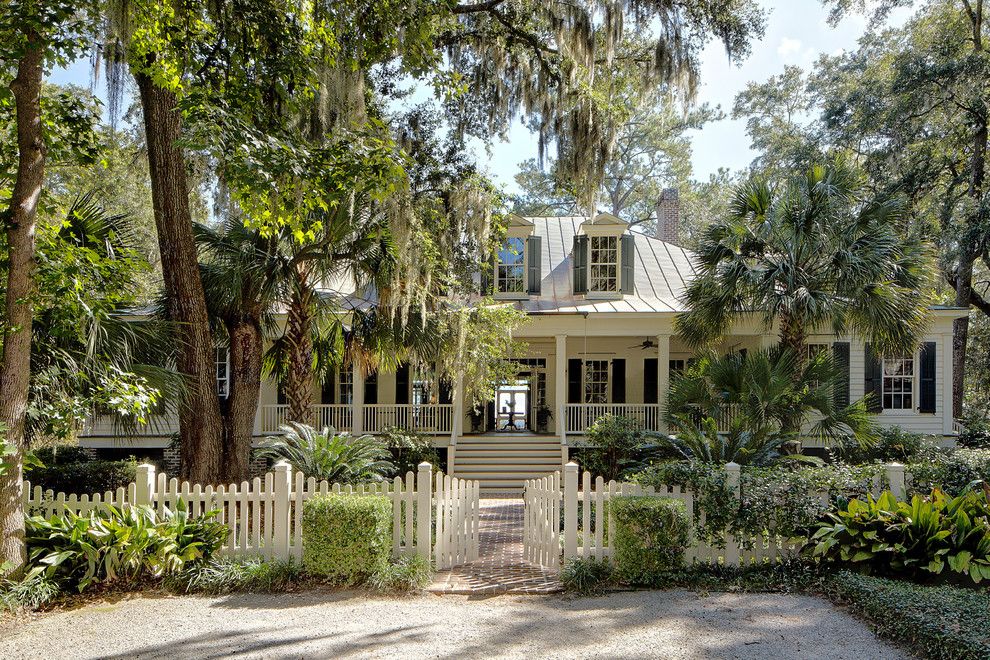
881, 355, 915, 412
494, 236, 529, 299
587, 235, 620, 295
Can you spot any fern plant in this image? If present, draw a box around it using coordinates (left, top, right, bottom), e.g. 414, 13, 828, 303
255, 422, 395, 483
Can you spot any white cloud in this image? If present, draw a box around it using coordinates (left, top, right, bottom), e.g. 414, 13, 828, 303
777, 37, 803, 59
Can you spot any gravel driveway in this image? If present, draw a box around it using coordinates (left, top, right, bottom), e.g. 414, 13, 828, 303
0, 590, 908, 659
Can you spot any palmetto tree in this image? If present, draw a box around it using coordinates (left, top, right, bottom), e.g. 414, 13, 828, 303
255, 422, 394, 483
663, 348, 877, 459
676, 161, 934, 362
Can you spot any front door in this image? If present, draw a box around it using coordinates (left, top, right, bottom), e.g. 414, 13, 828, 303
496, 379, 529, 431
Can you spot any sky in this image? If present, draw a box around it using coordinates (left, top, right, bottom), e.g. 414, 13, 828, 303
49, 1, 904, 194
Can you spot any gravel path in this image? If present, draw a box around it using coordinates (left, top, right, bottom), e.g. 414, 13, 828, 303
0, 590, 909, 659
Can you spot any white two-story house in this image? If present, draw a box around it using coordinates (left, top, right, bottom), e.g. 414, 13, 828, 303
81, 195, 966, 490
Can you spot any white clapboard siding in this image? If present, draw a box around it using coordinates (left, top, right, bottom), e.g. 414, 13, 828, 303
23, 461, 481, 568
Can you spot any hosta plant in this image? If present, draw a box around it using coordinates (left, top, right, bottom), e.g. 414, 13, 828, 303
256, 422, 395, 483
806, 487, 990, 583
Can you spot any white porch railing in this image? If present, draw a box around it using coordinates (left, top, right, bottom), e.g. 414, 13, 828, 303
363, 404, 454, 435
260, 404, 352, 434
81, 414, 180, 437
564, 403, 662, 434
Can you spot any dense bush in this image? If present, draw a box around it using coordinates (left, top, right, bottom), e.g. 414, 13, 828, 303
166, 557, 304, 595
907, 447, 990, 497
610, 496, 690, 585
25, 447, 138, 495
827, 571, 990, 659
957, 416, 990, 450
560, 556, 614, 594
807, 489, 990, 583
631, 461, 733, 542
302, 494, 392, 584
25, 501, 227, 592
580, 414, 647, 481
378, 426, 440, 476
832, 426, 928, 464
256, 423, 395, 482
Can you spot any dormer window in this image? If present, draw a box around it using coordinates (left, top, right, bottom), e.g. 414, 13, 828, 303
590, 236, 618, 292
497, 237, 526, 294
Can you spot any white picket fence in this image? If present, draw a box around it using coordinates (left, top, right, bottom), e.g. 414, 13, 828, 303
23, 461, 481, 568
526, 461, 910, 569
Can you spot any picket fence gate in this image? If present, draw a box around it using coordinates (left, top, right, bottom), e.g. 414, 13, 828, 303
23, 461, 481, 568
524, 461, 911, 569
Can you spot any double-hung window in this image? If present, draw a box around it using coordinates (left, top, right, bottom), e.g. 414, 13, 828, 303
338, 368, 354, 405
882, 356, 914, 410
589, 236, 618, 292
496, 237, 526, 294
215, 347, 230, 398
584, 360, 609, 403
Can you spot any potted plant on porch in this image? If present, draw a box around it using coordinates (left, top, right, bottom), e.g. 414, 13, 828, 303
536, 403, 553, 433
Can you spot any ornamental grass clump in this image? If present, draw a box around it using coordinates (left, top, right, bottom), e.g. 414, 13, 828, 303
611, 495, 690, 585
302, 494, 392, 584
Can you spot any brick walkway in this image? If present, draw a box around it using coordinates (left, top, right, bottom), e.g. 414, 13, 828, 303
429, 496, 561, 594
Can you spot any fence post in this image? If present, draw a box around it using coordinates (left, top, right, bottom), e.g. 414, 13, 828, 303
416, 462, 432, 562
563, 462, 578, 561
724, 462, 741, 567
885, 462, 906, 499
273, 461, 292, 559
135, 463, 155, 507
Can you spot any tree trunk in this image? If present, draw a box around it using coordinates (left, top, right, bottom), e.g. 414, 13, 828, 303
135, 72, 225, 484
285, 281, 315, 424
222, 317, 263, 483
0, 35, 44, 576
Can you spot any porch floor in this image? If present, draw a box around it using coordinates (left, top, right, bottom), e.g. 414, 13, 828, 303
428, 496, 561, 594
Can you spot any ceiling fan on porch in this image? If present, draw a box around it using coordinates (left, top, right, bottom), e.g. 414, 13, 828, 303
628, 338, 658, 350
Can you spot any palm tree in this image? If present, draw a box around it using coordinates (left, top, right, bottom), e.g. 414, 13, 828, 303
663, 348, 877, 457
255, 422, 394, 483
676, 160, 934, 363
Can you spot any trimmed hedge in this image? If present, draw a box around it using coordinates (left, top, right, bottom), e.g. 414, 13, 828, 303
302, 494, 391, 584
827, 571, 990, 660
26, 447, 138, 495
611, 495, 690, 584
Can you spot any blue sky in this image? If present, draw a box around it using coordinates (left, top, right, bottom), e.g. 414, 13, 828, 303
49, 1, 903, 192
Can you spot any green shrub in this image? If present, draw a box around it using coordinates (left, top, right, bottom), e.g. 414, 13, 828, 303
378, 426, 440, 477
581, 414, 647, 481
908, 446, 990, 497
631, 461, 733, 543
25, 501, 227, 592
833, 426, 927, 464
0, 573, 61, 612
366, 555, 433, 592
827, 571, 990, 660
167, 557, 304, 595
560, 556, 613, 594
807, 489, 990, 583
957, 416, 990, 450
611, 496, 690, 585
255, 423, 395, 482
302, 494, 392, 584
25, 447, 138, 495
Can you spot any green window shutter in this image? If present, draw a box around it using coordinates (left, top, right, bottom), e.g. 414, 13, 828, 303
620, 234, 635, 295
919, 341, 937, 413
643, 358, 658, 404
611, 359, 626, 403
832, 342, 850, 409
573, 235, 588, 294
567, 358, 583, 403
527, 235, 542, 295
395, 363, 410, 404
439, 378, 453, 405
321, 371, 335, 404
364, 371, 378, 405
864, 343, 882, 412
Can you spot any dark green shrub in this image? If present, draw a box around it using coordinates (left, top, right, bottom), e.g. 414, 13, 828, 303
581, 414, 646, 481
378, 426, 440, 476
26, 447, 138, 495
957, 416, 990, 449
833, 426, 927, 464
560, 556, 613, 594
827, 571, 990, 659
807, 489, 990, 583
908, 447, 990, 497
302, 494, 392, 584
167, 557, 304, 595
630, 461, 733, 542
25, 501, 227, 592
611, 496, 690, 584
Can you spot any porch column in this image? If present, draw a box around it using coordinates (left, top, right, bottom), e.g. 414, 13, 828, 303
556, 334, 567, 444
351, 362, 364, 434
657, 334, 670, 433
450, 374, 464, 444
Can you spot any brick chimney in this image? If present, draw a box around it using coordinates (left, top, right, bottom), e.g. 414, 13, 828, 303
655, 188, 680, 245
